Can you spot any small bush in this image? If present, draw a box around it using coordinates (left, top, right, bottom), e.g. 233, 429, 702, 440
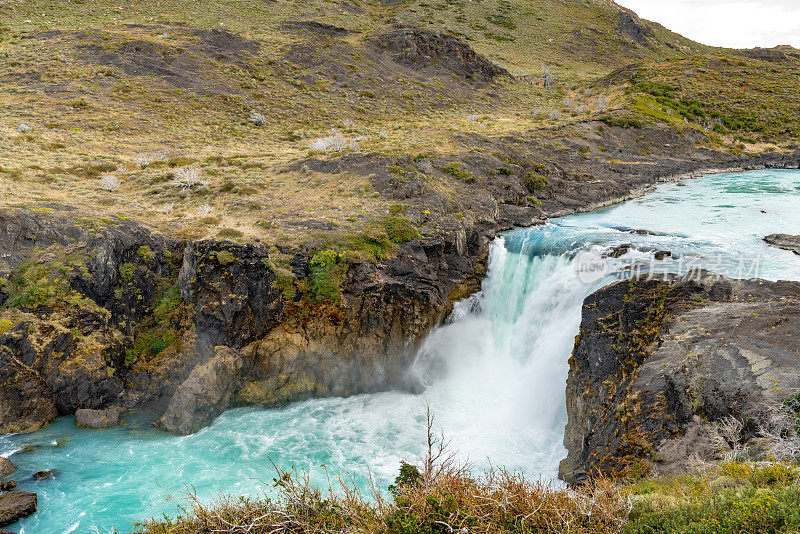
248, 111, 267, 126
212, 250, 236, 266
383, 215, 421, 243
98, 174, 121, 192
124, 285, 188, 368
174, 226, 208, 240
137, 246, 155, 264
119, 262, 137, 284
0, 319, 15, 336
440, 162, 476, 183
524, 172, 548, 193
218, 228, 244, 239
310, 131, 348, 152
174, 166, 206, 188
196, 204, 214, 217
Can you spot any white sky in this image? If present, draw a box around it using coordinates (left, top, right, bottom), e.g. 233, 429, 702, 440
615, 0, 800, 49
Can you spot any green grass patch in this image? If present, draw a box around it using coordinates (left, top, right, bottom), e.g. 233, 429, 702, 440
625, 462, 800, 534
441, 161, 477, 183
124, 284, 188, 368
308, 249, 347, 304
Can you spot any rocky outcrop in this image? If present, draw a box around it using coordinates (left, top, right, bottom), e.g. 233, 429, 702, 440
764, 234, 800, 255
0, 337, 60, 434
0, 492, 37, 528
178, 241, 285, 348
75, 408, 120, 429
375, 26, 508, 83
0, 459, 13, 479
560, 272, 800, 484
155, 346, 257, 434
618, 8, 655, 46
0, 208, 182, 434
0, 207, 468, 436
32, 470, 54, 481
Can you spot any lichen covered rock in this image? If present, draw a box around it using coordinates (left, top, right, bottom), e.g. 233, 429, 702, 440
561, 272, 800, 483
75, 408, 121, 429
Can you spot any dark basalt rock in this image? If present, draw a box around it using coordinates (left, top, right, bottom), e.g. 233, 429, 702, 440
764, 233, 800, 255
178, 241, 285, 349
561, 272, 800, 484
603, 243, 632, 258
375, 26, 508, 83
0, 481, 16, 493
618, 8, 655, 46
0, 492, 37, 527
32, 470, 54, 481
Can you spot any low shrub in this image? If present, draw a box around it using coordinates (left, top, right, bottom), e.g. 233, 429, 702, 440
524, 172, 548, 193
308, 250, 347, 303
440, 162, 477, 183
601, 116, 644, 129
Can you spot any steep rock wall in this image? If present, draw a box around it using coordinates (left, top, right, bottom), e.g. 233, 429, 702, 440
561, 273, 800, 484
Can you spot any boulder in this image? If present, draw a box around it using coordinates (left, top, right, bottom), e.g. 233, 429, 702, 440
75, 408, 120, 429
0, 492, 37, 527
155, 346, 257, 435
764, 233, 800, 255
603, 243, 632, 258
0, 459, 13, 478
0, 481, 16, 492
32, 471, 54, 481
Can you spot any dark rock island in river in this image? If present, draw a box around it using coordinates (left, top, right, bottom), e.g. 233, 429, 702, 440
0, 492, 37, 528
764, 234, 800, 255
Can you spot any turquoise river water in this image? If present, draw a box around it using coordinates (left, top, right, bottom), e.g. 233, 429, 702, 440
2, 169, 800, 533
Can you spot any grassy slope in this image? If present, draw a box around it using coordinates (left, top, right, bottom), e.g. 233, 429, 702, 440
0, 0, 737, 248
0, 0, 797, 249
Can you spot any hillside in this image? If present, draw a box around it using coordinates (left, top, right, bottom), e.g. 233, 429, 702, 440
4, 0, 784, 247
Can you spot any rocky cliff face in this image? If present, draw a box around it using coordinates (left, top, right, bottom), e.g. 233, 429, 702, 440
0, 206, 479, 435
561, 272, 800, 484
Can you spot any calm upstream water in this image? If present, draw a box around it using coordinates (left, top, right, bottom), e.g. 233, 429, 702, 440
3, 169, 800, 533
